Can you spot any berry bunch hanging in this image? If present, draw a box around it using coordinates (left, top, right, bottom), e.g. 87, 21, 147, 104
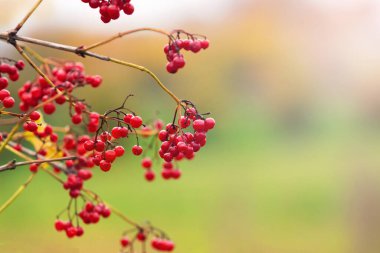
164, 31, 210, 74
80, 0, 135, 23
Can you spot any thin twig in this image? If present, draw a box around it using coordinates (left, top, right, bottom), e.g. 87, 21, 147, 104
0, 156, 77, 173
14, 0, 43, 32
83, 27, 170, 51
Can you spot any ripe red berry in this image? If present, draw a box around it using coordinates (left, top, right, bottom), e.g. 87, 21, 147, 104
2, 96, 15, 108
71, 114, 83, 124
137, 232, 147, 241
123, 113, 133, 124
132, 145, 143, 156
104, 150, 116, 163
43, 102, 56, 114
29, 111, 41, 121
99, 160, 112, 172
193, 119, 205, 132
141, 157, 152, 169
123, 3, 134, 15
121, 237, 130, 247
114, 146, 125, 157
54, 220, 66, 231
0, 77, 8, 89
0, 89, 10, 100
204, 117, 215, 130
130, 116, 143, 128
29, 163, 38, 173
145, 170, 155, 181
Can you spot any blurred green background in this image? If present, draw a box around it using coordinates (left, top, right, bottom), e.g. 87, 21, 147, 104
2, 1, 380, 253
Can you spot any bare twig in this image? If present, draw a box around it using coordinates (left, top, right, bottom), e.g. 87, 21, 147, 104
0, 156, 77, 173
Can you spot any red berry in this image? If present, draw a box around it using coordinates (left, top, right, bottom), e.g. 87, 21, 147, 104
99, 160, 112, 172
121, 237, 130, 247
193, 119, 205, 132
29, 111, 41, 121
141, 157, 152, 169
132, 145, 143, 156
0, 89, 10, 100
123, 3, 134, 15
71, 114, 82, 124
130, 116, 143, 128
145, 170, 155, 181
29, 163, 38, 173
114, 146, 125, 157
104, 149, 116, 163
43, 103, 56, 114
204, 117, 215, 130
54, 220, 66, 231
137, 232, 147, 241
2, 96, 15, 108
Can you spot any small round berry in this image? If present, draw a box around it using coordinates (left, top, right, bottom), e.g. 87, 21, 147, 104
121, 236, 130, 247
114, 146, 125, 157
132, 145, 143, 156
99, 160, 112, 172
71, 114, 83, 124
130, 116, 143, 128
204, 117, 215, 130
2, 96, 15, 108
193, 119, 205, 132
104, 150, 116, 163
29, 163, 38, 173
141, 157, 152, 169
137, 231, 147, 241
43, 103, 56, 114
29, 111, 41, 121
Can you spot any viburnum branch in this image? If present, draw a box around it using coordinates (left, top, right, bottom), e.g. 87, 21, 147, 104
14, 0, 43, 33
0, 34, 181, 104
82, 27, 170, 51
0, 156, 77, 173
0, 173, 36, 214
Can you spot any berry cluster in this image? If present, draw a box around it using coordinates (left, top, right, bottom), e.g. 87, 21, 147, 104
151, 238, 175, 252
18, 62, 101, 113
80, 0, 134, 23
54, 200, 110, 239
79, 202, 111, 224
153, 107, 215, 179
0, 58, 24, 108
55, 220, 84, 238
83, 112, 145, 172
164, 35, 209, 74
120, 228, 175, 252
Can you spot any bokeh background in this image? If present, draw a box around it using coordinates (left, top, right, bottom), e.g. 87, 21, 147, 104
2, 0, 380, 252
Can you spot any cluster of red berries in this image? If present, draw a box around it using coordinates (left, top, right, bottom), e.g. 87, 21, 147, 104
164, 38, 209, 74
18, 62, 101, 113
151, 238, 175, 251
83, 113, 144, 172
120, 232, 175, 252
79, 202, 111, 224
55, 220, 84, 238
0, 59, 24, 108
141, 158, 181, 182
80, 0, 134, 23
63, 174, 86, 198
156, 107, 215, 174
54, 199, 110, 238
